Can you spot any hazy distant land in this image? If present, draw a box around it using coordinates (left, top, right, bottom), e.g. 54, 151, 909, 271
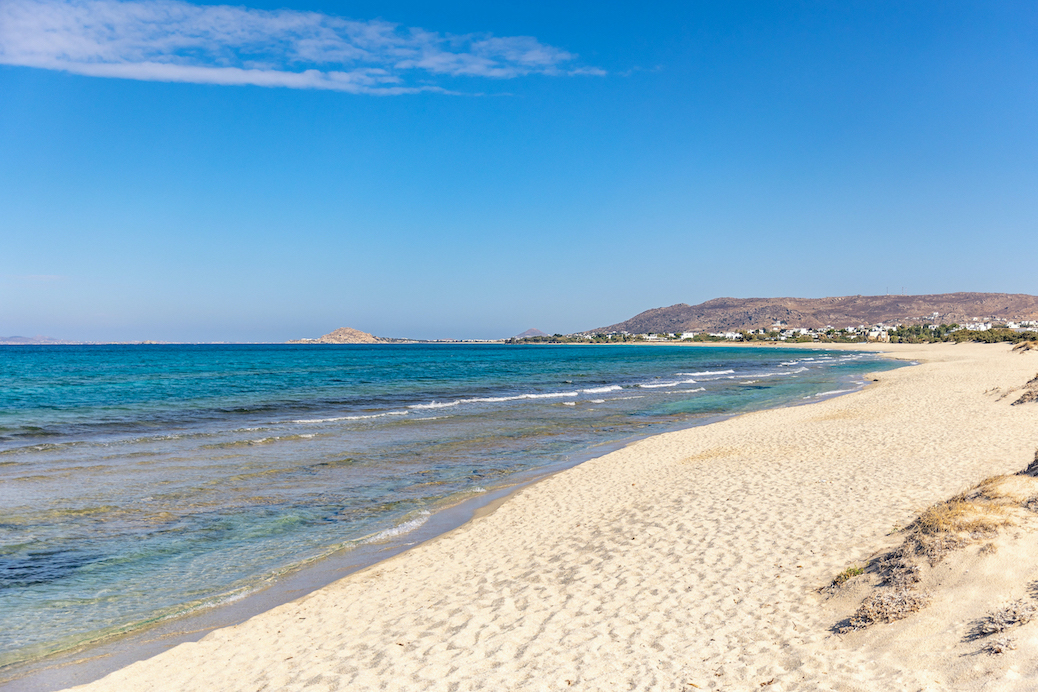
6, 292, 1038, 346
289, 292, 1038, 344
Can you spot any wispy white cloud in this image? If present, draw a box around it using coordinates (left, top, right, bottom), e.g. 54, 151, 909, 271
0, 0, 602, 93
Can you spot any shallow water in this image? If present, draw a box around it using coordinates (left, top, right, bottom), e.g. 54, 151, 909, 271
0, 344, 899, 668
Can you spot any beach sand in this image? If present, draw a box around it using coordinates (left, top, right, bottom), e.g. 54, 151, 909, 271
66, 342, 1038, 691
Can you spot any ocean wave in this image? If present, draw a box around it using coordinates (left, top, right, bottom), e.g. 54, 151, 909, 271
580, 385, 623, 394
409, 391, 580, 410
292, 411, 409, 423
638, 378, 701, 388
362, 512, 431, 543
675, 369, 734, 376
666, 387, 706, 394
473, 392, 580, 403
407, 401, 462, 410
202, 434, 317, 448
812, 388, 855, 397
771, 367, 809, 376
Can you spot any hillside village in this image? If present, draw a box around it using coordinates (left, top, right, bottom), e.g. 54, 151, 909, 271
508, 317, 1038, 345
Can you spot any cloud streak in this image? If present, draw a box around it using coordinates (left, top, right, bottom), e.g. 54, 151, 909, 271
0, 0, 603, 93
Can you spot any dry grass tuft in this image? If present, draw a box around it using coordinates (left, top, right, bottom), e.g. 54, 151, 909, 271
1014, 389, 1038, 406
1012, 341, 1038, 352
966, 601, 1037, 641
982, 635, 1017, 655
1011, 374, 1038, 405
1019, 450, 1038, 478
844, 589, 930, 630
914, 499, 1005, 537
837, 465, 1038, 633
831, 565, 864, 588
877, 549, 922, 588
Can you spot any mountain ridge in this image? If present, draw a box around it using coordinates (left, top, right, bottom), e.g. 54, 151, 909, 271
588, 293, 1038, 334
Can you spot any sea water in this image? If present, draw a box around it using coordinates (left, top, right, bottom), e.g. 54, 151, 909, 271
0, 344, 901, 669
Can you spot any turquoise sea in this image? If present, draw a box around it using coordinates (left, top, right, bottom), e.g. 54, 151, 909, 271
0, 344, 901, 671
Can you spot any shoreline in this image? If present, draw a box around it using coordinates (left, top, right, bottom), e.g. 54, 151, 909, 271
15, 342, 1034, 690
0, 343, 893, 691
0, 433, 659, 692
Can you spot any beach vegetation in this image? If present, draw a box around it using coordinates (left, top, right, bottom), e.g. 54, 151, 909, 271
882, 325, 1038, 344
914, 498, 1006, 537
845, 588, 931, 629
981, 635, 1018, 655
831, 565, 865, 587
966, 601, 1037, 641
946, 328, 1038, 344
837, 469, 1038, 634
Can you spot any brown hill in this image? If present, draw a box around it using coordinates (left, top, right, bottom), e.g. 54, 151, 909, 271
288, 327, 391, 344
590, 293, 1038, 334
514, 328, 549, 338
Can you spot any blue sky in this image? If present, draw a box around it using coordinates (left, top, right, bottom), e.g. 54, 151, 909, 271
2, 1, 1037, 341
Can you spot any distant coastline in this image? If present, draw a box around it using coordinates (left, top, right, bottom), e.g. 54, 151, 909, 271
10, 292, 1038, 347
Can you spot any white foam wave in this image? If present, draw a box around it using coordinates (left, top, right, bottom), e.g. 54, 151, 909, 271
813, 389, 854, 397
562, 402, 576, 406
292, 410, 409, 423
407, 401, 462, 410
410, 391, 580, 409
473, 391, 579, 403
363, 512, 431, 543
581, 385, 623, 394
675, 369, 734, 376
770, 367, 809, 376
590, 399, 605, 404
638, 377, 702, 388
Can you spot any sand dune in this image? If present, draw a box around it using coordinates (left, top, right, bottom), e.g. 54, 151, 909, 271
68, 342, 1038, 691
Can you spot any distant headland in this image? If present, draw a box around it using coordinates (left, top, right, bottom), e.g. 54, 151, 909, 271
287, 327, 406, 345
590, 292, 1038, 335
7, 293, 1038, 346
288, 292, 1038, 346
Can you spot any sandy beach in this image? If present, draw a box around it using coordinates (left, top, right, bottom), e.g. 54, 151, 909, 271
62, 342, 1038, 691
